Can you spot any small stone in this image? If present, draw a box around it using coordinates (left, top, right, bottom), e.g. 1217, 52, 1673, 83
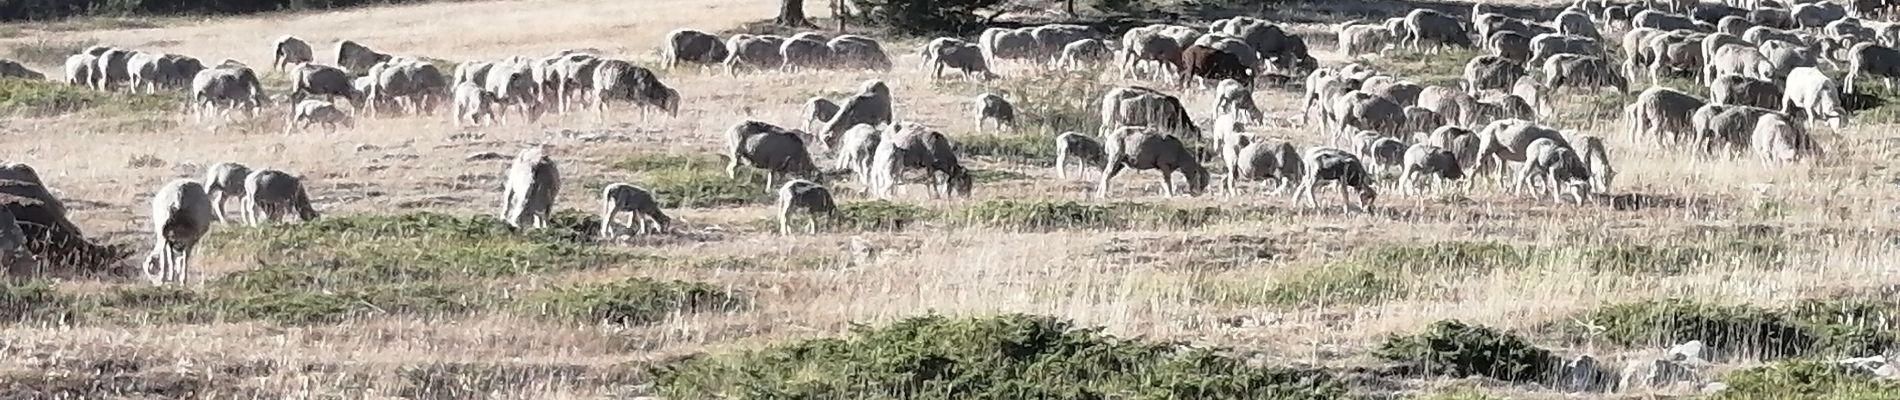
354, 144, 380, 152
1668, 340, 1707, 363
467, 152, 507, 161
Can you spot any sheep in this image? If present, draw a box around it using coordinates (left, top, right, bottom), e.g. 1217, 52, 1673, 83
1634, 10, 1701, 31
1465, 55, 1528, 94
273, 35, 314, 71
1710, 74, 1784, 109
290, 63, 359, 109
1629, 86, 1707, 145
126, 52, 200, 93
1214, 78, 1262, 122
1220, 134, 1304, 195
1366, 79, 1424, 107
1429, 125, 1482, 170
1793, 2, 1849, 28
1331, 91, 1408, 140
239, 169, 318, 226
974, 93, 1016, 132
828, 35, 893, 71
926, 37, 995, 80
665, 29, 730, 68
1556, 10, 1603, 39
1302, 70, 1350, 126
1418, 85, 1475, 126
1513, 75, 1545, 113
1339, 23, 1393, 57
1400, 144, 1465, 195
0, 207, 22, 274
724, 34, 788, 75
1468, 93, 1538, 126
776, 179, 835, 235
598, 183, 672, 238
454, 60, 494, 88
1647, 33, 1708, 85
143, 179, 215, 285
1476, 14, 1552, 44
484, 61, 542, 123
1701, 105, 1782, 153
288, 100, 354, 133
63, 54, 99, 87
1402, 106, 1447, 133
1530, 33, 1603, 64
1098, 127, 1210, 197
1758, 39, 1817, 81
1847, 42, 1900, 94
1718, 15, 1756, 36
804, 97, 840, 132
1355, 132, 1409, 172
1569, 133, 1616, 192
0, 58, 37, 80
1405, 9, 1475, 51
983, 27, 1042, 66
1783, 67, 1849, 129
1055, 131, 1107, 180
1296, 147, 1378, 211
189, 66, 268, 121
452, 81, 499, 126
550, 53, 604, 113
834, 123, 884, 189
499, 147, 560, 230
202, 162, 251, 223
1621, 27, 1665, 80
334, 40, 392, 75
779, 36, 835, 72
1544, 54, 1630, 95
1121, 29, 1186, 80
366, 60, 450, 116
1704, 44, 1768, 86
1100, 86, 1201, 141
819, 80, 895, 148
1058, 38, 1112, 69
869, 123, 973, 199
591, 59, 678, 121
1490, 31, 1534, 63
1752, 112, 1821, 162
1744, 26, 1804, 48
1179, 44, 1253, 87
1519, 138, 1594, 204
726, 120, 820, 193
1472, 118, 1570, 184
93, 48, 134, 91
1219, 18, 1317, 72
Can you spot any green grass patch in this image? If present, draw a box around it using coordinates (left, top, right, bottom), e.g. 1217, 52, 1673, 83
832, 200, 932, 231
524, 278, 744, 326
1555, 299, 1898, 359
0, 77, 183, 117
968, 168, 1031, 183
1374, 320, 1556, 382
610, 154, 772, 208
652, 313, 1347, 399
958, 132, 1059, 166
952, 199, 1252, 231
1361, 48, 1482, 87
1714, 360, 1900, 399
0, 282, 77, 322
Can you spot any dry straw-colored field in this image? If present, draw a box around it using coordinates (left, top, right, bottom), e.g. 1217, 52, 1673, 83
1, 0, 1898, 398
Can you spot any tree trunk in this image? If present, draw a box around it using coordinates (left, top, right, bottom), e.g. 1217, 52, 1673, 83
776, 0, 814, 28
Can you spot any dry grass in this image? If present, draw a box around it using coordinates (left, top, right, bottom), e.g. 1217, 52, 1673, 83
1, 0, 1898, 398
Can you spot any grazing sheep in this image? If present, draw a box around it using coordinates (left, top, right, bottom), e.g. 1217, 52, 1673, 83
454, 60, 494, 88
1529, 33, 1603, 64
1098, 127, 1210, 197
1331, 91, 1408, 139
127, 53, 201, 93
1121, 29, 1186, 80
334, 40, 392, 75
1752, 112, 1821, 162
0, 207, 23, 274
0, 58, 37, 79
452, 81, 499, 126
973, 93, 1017, 132
828, 35, 893, 71
1355, 132, 1408, 172
484, 61, 542, 123
820, 80, 895, 147
1179, 44, 1253, 87
144, 179, 215, 285
1744, 26, 1804, 48
1059, 38, 1112, 69
803, 96, 840, 132
500, 147, 560, 230
983, 27, 1042, 66
202, 162, 251, 223
1634, 10, 1700, 31
870, 123, 973, 199
1793, 2, 1849, 28
1490, 31, 1534, 63
1544, 54, 1630, 95
1704, 44, 1768, 85
834, 123, 884, 189
1758, 40, 1817, 81
598, 183, 672, 238
1629, 86, 1708, 145
724, 34, 788, 75
665, 29, 730, 68
1403, 106, 1447, 133
1710, 74, 1784, 109
1429, 125, 1482, 170
1569, 134, 1616, 192
779, 36, 835, 72
1647, 33, 1708, 85
1302, 69, 1346, 126
290, 63, 359, 108
189, 66, 268, 121
1847, 42, 1900, 94
926, 37, 995, 80
1418, 85, 1475, 126
92, 48, 134, 91
1406, 9, 1476, 51
1556, 10, 1603, 39
1465, 55, 1528, 93
1718, 15, 1756, 36
1620, 27, 1666, 80
1472, 119, 1570, 184
1468, 93, 1538, 126
1400, 144, 1465, 194
1339, 23, 1393, 57
1366, 79, 1425, 107
776, 179, 835, 235
240, 169, 318, 226
591, 59, 678, 120
273, 35, 313, 71
1297, 147, 1378, 211
1513, 75, 1544, 112
1055, 131, 1107, 179
366, 60, 450, 116
726, 120, 820, 192
289, 100, 353, 133
63, 54, 99, 87
1214, 78, 1262, 122
1783, 67, 1849, 129
1704, 105, 1784, 153
1100, 86, 1201, 140
1221, 135, 1304, 195
549, 53, 604, 113
1519, 138, 1593, 204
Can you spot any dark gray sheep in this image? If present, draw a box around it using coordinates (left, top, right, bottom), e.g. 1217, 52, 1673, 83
500, 147, 560, 230
820, 80, 894, 148
144, 179, 215, 285
1630, 86, 1707, 145
1490, 31, 1534, 63
776, 179, 834, 235
599, 183, 672, 238
1529, 33, 1603, 64
1406, 9, 1474, 51
290, 63, 360, 109
591, 59, 678, 121
974, 93, 1016, 132
726, 120, 820, 193
334, 40, 392, 75
828, 35, 893, 71
1055, 131, 1107, 180
1400, 144, 1465, 194
1297, 147, 1378, 212
202, 162, 252, 223
1846, 42, 1900, 94
1220, 135, 1303, 196
1544, 54, 1629, 94
241, 169, 318, 226
273, 35, 314, 71
926, 37, 994, 80
870, 123, 972, 199
1099, 127, 1210, 197
189, 66, 268, 121
664, 29, 729, 68
1710, 74, 1783, 109
1519, 138, 1593, 204
1464, 55, 1528, 93
803, 96, 840, 132
723, 34, 788, 75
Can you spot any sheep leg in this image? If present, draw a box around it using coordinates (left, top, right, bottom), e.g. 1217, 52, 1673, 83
1512, 163, 1534, 196
636, 215, 650, 235
1299, 177, 1318, 207
1338, 183, 1352, 212
807, 214, 819, 234
1055, 151, 1069, 180
1160, 169, 1177, 197
599, 205, 617, 239
1097, 162, 1125, 198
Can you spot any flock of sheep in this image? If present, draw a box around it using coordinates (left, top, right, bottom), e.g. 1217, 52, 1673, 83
3, 0, 1895, 286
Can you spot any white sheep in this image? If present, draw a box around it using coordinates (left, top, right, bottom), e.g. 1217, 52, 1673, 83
869, 123, 972, 199
728, 120, 821, 192
833, 123, 884, 191
1518, 138, 1592, 204
820, 80, 895, 147
1296, 147, 1378, 212
241, 169, 319, 226
1782, 67, 1849, 129
974, 93, 1017, 132
500, 147, 561, 230
144, 179, 215, 285
1099, 127, 1210, 197
1054, 131, 1106, 180
1752, 113, 1822, 162
1629, 86, 1707, 146
598, 183, 673, 238
1569, 133, 1615, 193
776, 179, 835, 235
1214, 78, 1263, 123
202, 162, 252, 223
452, 81, 499, 126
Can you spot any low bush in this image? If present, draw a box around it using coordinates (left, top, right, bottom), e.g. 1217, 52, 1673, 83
1374, 320, 1556, 382
1714, 360, 1900, 399
0, 78, 182, 117
525, 278, 744, 326
1558, 299, 1896, 359
611, 154, 771, 208
653, 314, 1347, 399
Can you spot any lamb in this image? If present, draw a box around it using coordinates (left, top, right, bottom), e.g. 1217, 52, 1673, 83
143, 179, 215, 285
1058, 38, 1112, 69
1214, 78, 1262, 122
926, 38, 994, 80
1543, 54, 1630, 95
240, 169, 318, 226
974, 93, 1016, 132
1846, 42, 1900, 94
273, 35, 314, 71
334, 40, 392, 75
776, 179, 835, 235
202, 162, 252, 223
1179, 44, 1253, 87
290, 63, 360, 108
1569, 133, 1616, 192
803, 97, 840, 132
1710, 74, 1784, 109
1782, 67, 1849, 129
591, 59, 679, 120
834, 123, 884, 189
724, 34, 788, 75
288, 99, 354, 133
1405, 9, 1475, 51
1752, 112, 1822, 162
452, 81, 499, 126
1098, 127, 1210, 197
1220, 134, 1304, 195
1518, 138, 1594, 204
820, 80, 895, 147
598, 183, 672, 238
1464, 55, 1528, 93
1400, 144, 1465, 195
1055, 131, 1107, 179
500, 147, 561, 230
1296, 147, 1378, 211
726, 120, 820, 193
869, 123, 973, 199
1629, 86, 1708, 145
1355, 132, 1409, 172
664, 29, 730, 68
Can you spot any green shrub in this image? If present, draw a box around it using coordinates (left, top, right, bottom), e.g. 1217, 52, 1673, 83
1374, 320, 1556, 382
1715, 360, 1900, 399
611, 154, 771, 208
1361, 49, 1480, 87
1560, 299, 1896, 359
0, 78, 182, 116
526, 278, 744, 325
833, 200, 932, 231
653, 314, 1347, 399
